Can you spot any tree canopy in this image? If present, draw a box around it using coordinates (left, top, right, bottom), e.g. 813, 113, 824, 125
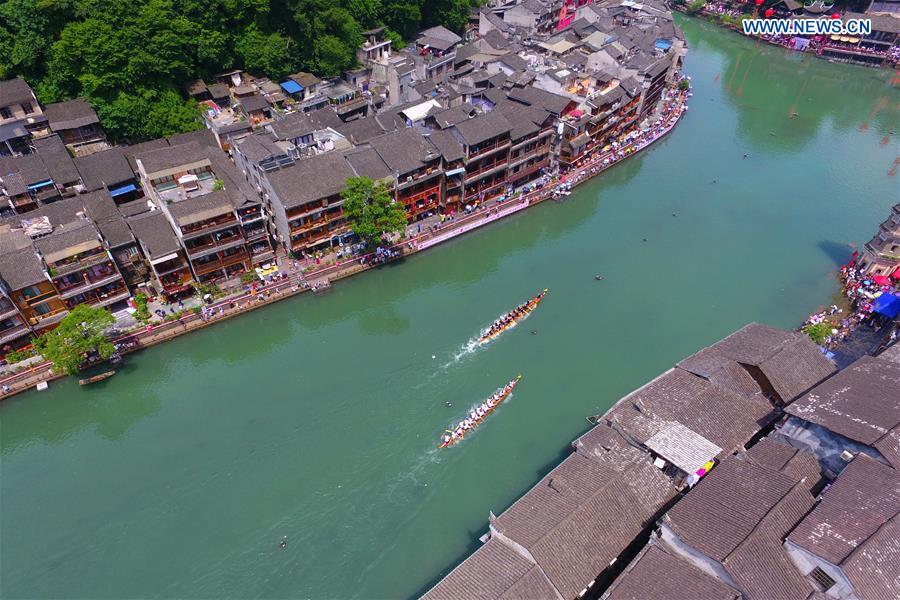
0, 0, 480, 143
341, 176, 407, 248
33, 304, 116, 375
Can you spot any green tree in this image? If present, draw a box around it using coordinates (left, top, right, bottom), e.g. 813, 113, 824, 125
341, 176, 407, 248
33, 304, 116, 375
687, 0, 706, 13
802, 322, 832, 346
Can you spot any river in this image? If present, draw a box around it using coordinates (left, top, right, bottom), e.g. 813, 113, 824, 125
1, 16, 898, 600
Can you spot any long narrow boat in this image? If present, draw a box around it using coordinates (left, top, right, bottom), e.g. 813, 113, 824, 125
79, 370, 116, 386
439, 375, 521, 448
478, 290, 548, 345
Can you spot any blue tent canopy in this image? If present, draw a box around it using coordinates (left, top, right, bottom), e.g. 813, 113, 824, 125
655, 39, 672, 50
109, 183, 137, 197
873, 293, 900, 319
281, 80, 303, 94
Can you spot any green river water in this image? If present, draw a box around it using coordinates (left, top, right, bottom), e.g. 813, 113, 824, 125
1, 16, 898, 600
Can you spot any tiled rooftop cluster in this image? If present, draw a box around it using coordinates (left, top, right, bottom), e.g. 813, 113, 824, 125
1, 0, 683, 356
425, 323, 900, 600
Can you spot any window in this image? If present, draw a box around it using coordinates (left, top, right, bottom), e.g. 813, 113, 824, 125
21, 285, 42, 299
809, 567, 836, 592
21, 102, 33, 115
0, 106, 12, 119
32, 302, 52, 316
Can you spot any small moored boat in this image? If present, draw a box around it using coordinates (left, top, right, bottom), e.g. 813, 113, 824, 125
79, 370, 116, 386
439, 376, 521, 448
478, 290, 548, 345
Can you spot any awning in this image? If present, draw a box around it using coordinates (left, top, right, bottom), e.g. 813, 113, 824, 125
27, 179, 53, 190
892, 266, 900, 280
873, 293, 900, 319
873, 275, 890, 285
281, 80, 303, 94
109, 183, 137, 197
178, 174, 198, 185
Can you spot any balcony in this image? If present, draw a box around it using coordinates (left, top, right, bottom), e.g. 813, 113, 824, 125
155, 259, 191, 277
0, 303, 19, 321
466, 159, 509, 180
290, 215, 329, 235
184, 235, 245, 259
510, 129, 552, 151
180, 214, 238, 239
509, 159, 549, 183
0, 322, 30, 345
64, 283, 129, 309
399, 183, 440, 209
397, 167, 441, 190
333, 96, 367, 115
58, 272, 123, 300
54, 252, 111, 277
29, 308, 68, 328
193, 249, 249, 276
467, 139, 511, 160
464, 178, 507, 202
239, 209, 264, 225
509, 144, 551, 168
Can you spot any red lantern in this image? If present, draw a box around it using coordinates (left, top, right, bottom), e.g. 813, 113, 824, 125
755, 0, 763, 6
765, 7, 774, 17
831, 12, 841, 19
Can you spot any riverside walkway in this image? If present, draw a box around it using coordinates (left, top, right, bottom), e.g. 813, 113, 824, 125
0, 91, 687, 400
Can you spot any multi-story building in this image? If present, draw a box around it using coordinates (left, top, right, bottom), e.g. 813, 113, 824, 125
74, 147, 141, 203
858, 202, 900, 277
0, 286, 30, 352
425, 129, 466, 213
0, 239, 67, 333
263, 152, 355, 255
81, 190, 149, 289
42, 99, 107, 153
412, 26, 463, 82
451, 111, 513, 204
126, 210, 194, 299
33, 220, 130, 311
369, 129, 443, 221
0, 78, 49, 156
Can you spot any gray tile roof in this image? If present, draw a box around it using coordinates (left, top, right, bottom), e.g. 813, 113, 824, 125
604, 367, 774, 453
122, 138, 170, 171
307, 107, 343, 130
787, 454, 900, 566
678, 322, 836, 402
369, 129, 439, 175
75, 147, 135, 191
167, 128, 219, 150
33, 135, 81, 184
426, 129, 465, 163
604, 545, 741, 600
344, 147, 392, 181
269, 112, 315, 140
744, 436, 821, 488
10, 153, 51, 186
334, 117, 386, 144
841, 513, 900, 600
266, 152, 355, 209
663, 456, 805, 561
453, 111, 512, 146
0, 78, 36, 107
239, 94, 271, 114
136, 141, 208, 175
507, 86, 573, 116
42, 99, 99, 131
33, 220, 101, 262
127, 210, 181, 260
785, 355, 900, 447
421, 538, 537, 600
0, 247, 47, 290
167, 190, 234, 227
